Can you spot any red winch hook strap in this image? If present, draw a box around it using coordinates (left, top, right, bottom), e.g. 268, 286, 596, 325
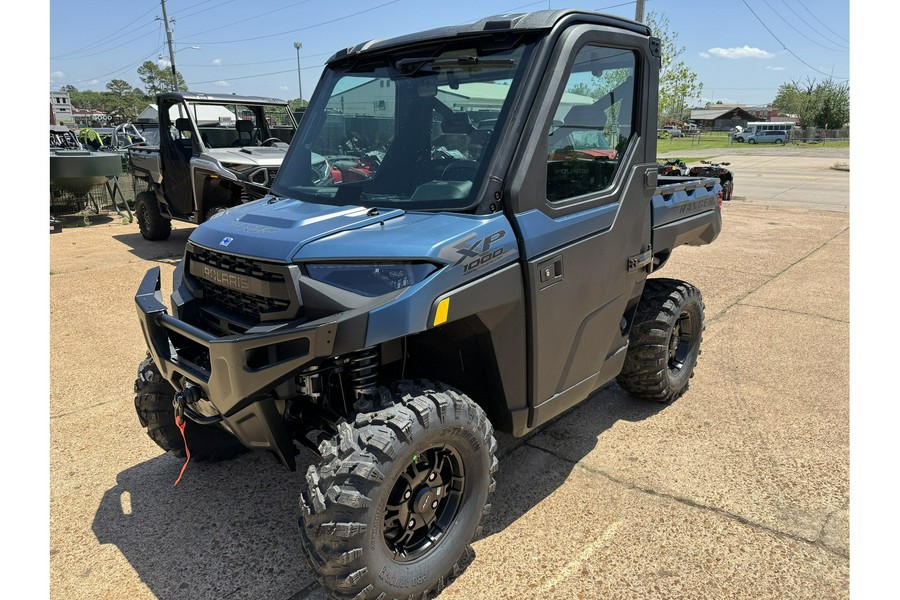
173, 410, 191, 487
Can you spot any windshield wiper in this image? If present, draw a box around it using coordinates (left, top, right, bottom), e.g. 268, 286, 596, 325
395, 56, 515, 74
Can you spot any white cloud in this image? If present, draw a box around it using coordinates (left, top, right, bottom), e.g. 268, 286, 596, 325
214, 80, 230, 87
766, 66, 787, 71
88, 80, 100, 85
279, 85, 290, 91
706, 46, 775, 59
50, 71, 65, 79
157, 58, 171, 68
212, 58, 223, 66
699, 52, 710, 59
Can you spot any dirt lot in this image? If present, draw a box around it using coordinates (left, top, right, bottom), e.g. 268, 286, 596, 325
47, 160, 849, 599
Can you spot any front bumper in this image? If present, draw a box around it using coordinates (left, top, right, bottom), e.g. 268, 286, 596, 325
135, 266, 337, 468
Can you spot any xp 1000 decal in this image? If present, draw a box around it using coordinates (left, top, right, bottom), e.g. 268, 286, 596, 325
441, 230, 509, 275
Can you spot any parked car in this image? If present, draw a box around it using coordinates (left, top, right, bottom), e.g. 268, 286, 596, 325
660, 125, 684, 138
745, 130, 786, 145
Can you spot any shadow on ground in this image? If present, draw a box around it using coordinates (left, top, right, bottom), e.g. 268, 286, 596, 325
113, 228, 195, 262
92, 383, 665, 600
483, 383, 665, 537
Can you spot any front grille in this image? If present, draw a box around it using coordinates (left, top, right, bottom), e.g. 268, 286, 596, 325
200, 281, 291, 319
188, 245, 298, 324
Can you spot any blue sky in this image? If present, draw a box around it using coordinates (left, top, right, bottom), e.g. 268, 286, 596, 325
47, 0, 850, 107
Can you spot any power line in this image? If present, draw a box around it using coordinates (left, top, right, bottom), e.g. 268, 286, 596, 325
796, 0, 849, 44
778, 0, 849, 50
51, 11, 159, 60
54, 27, 162, 62
502, 1, 549, 12
69, 44, 166, 87
759, 0, 847, 52
179, 51, 333, 68
183, 0, 401, 45
170, 0, 231, 16
739, 0, 848, 80
186, 63, 324, 86
596, 2, 638, 11
177, 0, 315, 39
168, 0, 237, 21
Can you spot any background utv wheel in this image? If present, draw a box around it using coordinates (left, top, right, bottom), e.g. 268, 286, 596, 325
134, 191, 171, 241
299, 380, 498, 600
617, 278, 705, 403
133, 355, 245, 461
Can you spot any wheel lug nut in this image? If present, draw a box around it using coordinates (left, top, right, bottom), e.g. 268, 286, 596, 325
431, 500, 439, 509
404, 490, 411, 500
408, 519, 416, 529
429, 472, 436, 481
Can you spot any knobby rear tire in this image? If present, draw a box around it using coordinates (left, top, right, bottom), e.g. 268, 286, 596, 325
135, 191, 171, 241
617, 278, 705, 403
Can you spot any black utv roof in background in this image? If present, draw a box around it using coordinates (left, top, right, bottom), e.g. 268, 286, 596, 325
326, 9, 650, 64
155, 91, 289, 105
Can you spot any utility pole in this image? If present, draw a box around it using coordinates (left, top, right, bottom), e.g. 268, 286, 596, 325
160, 0, 179, 91
635, 0, 645, 22
294, 42, 303, 106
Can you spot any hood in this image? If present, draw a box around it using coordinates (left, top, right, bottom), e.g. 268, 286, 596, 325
189, 197, 518, 276
189, 198, 406, 262
207, 146, 288, 167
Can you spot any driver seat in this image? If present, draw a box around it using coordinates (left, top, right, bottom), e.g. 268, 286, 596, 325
174, 118, 195, 160
235, 120, 256, 146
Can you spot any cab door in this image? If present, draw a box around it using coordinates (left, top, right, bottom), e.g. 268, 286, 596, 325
159, 98, 198, 216
506, 26, 659, 428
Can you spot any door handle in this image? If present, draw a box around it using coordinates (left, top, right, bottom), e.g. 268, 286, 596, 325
537, 256, 563, 289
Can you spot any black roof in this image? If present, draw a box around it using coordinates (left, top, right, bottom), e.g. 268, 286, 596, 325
155, 91, 289, 105
326, 9, 650, 64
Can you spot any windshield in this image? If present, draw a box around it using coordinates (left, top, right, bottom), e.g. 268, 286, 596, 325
169, 102, 296, 148
272, 38, 535, 210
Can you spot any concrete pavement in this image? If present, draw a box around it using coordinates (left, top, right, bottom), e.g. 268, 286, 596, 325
49, 153, 849, 600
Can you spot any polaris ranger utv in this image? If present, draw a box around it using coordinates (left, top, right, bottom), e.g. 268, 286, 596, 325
129, 92, 297, 241
133, 9, 721, 599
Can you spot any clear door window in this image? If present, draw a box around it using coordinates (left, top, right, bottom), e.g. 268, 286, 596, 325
546, 46, 636, 202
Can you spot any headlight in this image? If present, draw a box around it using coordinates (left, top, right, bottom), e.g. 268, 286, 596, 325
305, 262, 438, 297
220, 162, 256, 173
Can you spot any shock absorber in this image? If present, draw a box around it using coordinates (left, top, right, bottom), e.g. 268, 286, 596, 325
348, 346, 379, 400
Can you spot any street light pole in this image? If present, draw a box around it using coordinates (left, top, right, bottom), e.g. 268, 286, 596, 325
294, 41, 303, 106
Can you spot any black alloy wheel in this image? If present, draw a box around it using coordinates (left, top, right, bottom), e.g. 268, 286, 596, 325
383, 445, 465, 562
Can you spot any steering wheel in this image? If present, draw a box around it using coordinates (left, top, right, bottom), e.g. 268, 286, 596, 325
441, 160, 478, 181
261, 137, 283, 147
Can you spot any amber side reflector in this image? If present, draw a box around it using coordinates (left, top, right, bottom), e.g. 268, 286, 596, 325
434, 298, 450, 326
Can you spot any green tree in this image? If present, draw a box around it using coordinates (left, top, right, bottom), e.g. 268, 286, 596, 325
104, 79, 149, 123
773, 78, 849, 129
137, 60, 187, 94
62, 85, 105, 111
646, 11, 703, 125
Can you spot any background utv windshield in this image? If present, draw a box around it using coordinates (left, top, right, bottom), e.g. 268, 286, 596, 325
273, 40, 533, 210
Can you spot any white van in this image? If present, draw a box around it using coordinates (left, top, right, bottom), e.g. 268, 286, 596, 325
734, 121, 793, 142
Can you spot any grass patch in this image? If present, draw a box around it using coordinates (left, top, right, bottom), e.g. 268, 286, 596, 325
657, 131, 851, 152
656, 132, 733, 153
